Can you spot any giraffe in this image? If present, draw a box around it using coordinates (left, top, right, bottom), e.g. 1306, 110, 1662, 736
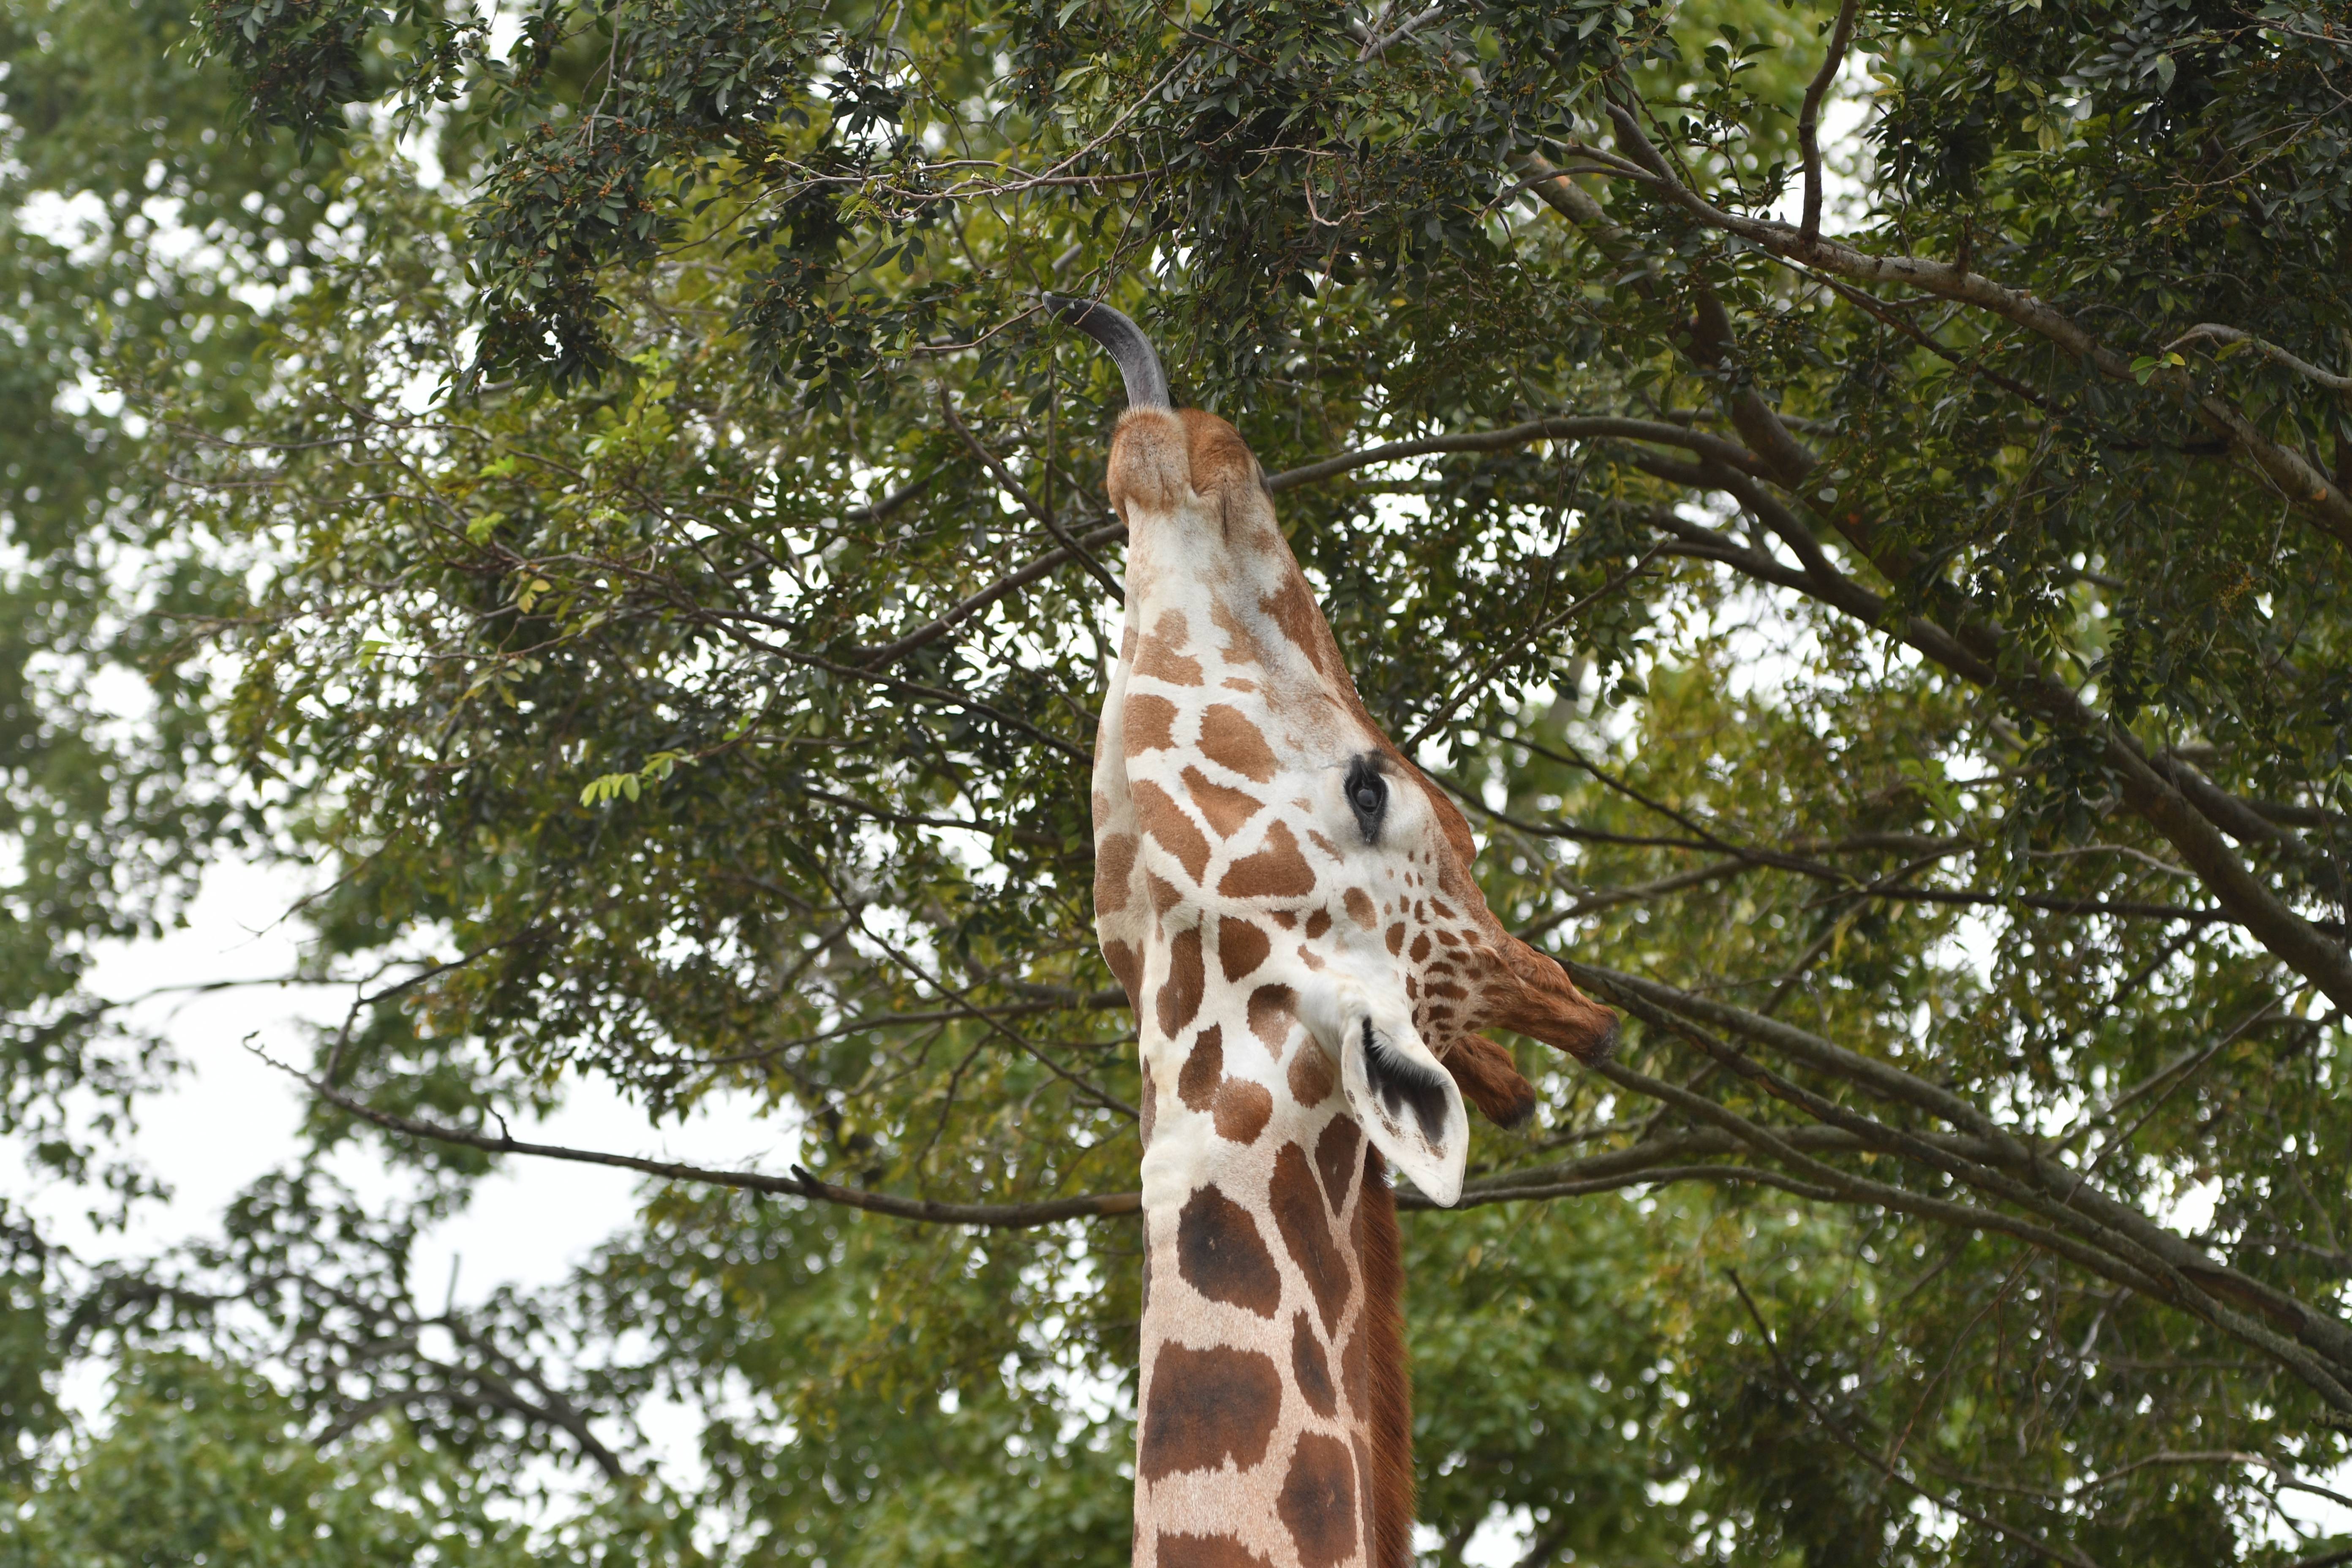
1043, 296, 1622, 1568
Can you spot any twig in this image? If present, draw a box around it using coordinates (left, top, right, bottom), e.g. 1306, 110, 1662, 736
850, 917, 1141, 1121
842, 473, 934, 521
1357, 3, 1443, 60
1402, 544, 1664, 751
937, 388, 1124, 602
254, 1043, 1142, 1228
1728, 1270, 2106, 1568
1594, 99, 2352, 548
856, 519, 1127, 667
2162, 325, 2352, 395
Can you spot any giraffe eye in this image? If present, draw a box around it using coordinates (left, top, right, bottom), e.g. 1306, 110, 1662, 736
1344, 757, 1388, 842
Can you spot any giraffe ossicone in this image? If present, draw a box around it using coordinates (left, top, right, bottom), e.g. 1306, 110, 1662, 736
1045, 295, 1617, 1568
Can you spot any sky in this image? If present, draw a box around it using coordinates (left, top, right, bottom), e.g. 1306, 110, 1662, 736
22, 851, 792, 1489
44, 858, 795, 1304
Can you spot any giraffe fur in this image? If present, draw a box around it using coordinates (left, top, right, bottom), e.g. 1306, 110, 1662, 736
1073, 334, 1618, 1568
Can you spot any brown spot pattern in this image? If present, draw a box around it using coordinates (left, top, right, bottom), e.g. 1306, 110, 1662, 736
1209, 596, 1268, 669
1135, 610, 1205, 686
1219, 821, 1316, 899
1183, 766, 1265, 838
1291, 1311, 1337, 1418
1344, 887, 1379, 930
1125, 692, 1178, 751
1276, 1433, 1360, 1568
1288, 1044, 1334, 1108
1178, 1025, 1223, 1111
1315, 1118, 1361, 1214
1150, 874, 1185, 917
1157, 1533, 1274, 1568
1219, 918, 1271, 982
1200, 705, 1278, 783
1261, 572, 1338, 681
1103, 939, 1142, 1009
1139, 1344, 1282, 1480
1135, 779, 1212, 885
1248, 985, 1297, 1052
1304, 909, 1332, 939
1271, 1142, 1353, 1334
1213, 1079, 1273, 1144
1155, 927, 1205, 1040
1094, 831, 1137, 915
1176, 1185, 1281, 1318
1339, 1318, 1369, 1414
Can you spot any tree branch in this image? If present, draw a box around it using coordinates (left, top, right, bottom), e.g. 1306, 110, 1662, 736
1265, 415, 1766, 491
1798, 0, 1862, 244
1563, 963, 2352, 1404
855, 518, 1127, 667
2163, 324, 2352, 395
1611, 464, 2352, 1007
1597, 101, 2352, 548
1728, 1271, 2106, 1568
937, 388, 1124, 603
273, 1054, 1143, 1228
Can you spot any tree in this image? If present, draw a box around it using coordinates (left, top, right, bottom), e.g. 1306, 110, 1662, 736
3, 0, 2350, 1561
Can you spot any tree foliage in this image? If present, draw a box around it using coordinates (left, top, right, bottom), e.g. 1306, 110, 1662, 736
3, 0, 2351, 1561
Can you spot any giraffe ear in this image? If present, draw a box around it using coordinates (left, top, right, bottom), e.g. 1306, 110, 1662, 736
1338, 1015, 1469, 1208
1295, 983, 1470, 1205
1485, 936, 1621, 1064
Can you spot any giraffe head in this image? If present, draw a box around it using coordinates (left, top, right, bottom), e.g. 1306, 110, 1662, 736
1056, 298, 1619, 1209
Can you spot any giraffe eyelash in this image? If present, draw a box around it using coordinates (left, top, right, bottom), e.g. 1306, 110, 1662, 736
1344, 755, 1388, 844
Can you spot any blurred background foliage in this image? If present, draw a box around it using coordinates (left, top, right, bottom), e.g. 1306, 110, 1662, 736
2, 0, 2350, 1561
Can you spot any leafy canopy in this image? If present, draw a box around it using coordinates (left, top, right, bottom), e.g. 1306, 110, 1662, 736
3, 0, 2350, 1562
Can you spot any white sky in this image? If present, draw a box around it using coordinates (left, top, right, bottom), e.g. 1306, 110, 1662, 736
16, 852, 790, 1493
44, 852, 792, 1301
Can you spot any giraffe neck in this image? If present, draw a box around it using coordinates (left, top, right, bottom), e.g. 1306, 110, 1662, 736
1086, 393, 1617, 1568
1133, 1032, 1412, 1568
1092, 404, 1525, 1568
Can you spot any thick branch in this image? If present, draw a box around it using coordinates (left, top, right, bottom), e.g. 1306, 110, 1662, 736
2164, 324, 2352, 395
1562, 962, 2352, 1401
1598, 102, 2352, 547
1620, 463, 2352, 1007
1798, 0, 1863, 244
1266, 415, 1765, 491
